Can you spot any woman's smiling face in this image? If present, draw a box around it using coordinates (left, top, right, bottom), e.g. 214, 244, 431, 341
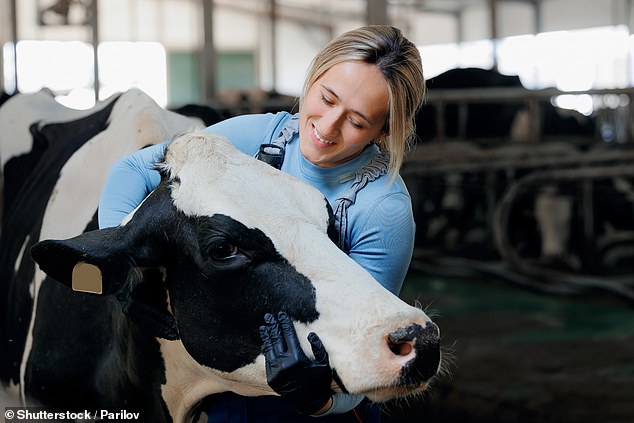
299, 61, 389, 168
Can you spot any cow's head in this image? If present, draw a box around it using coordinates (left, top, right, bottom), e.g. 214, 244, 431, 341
31, 131, 441, 412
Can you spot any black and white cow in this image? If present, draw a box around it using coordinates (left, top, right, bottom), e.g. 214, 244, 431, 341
0, 88, 116, 171
0, 88, 129, 228
0, 88, 198, 404
1, 90, 441, 421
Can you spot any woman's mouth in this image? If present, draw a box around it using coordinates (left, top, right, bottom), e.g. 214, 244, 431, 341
313, 126, 336, 145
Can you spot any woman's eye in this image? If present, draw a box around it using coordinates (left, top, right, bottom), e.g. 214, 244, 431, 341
320, 94, 334, 105
210, 241, 239, 260
349, 119, 363, 129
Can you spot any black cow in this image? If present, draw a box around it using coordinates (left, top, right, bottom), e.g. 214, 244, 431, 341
0, 91, 12, 108
416, 67, 596, 143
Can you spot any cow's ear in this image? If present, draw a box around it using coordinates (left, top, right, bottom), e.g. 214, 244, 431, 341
32, 228, 179, 340
31, 227, 133, 295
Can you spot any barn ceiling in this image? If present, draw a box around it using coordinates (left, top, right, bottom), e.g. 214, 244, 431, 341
220, 0, 532, 14
215, 0, 521, 20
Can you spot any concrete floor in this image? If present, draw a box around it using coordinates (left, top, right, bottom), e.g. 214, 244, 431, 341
383, 272, 634, 423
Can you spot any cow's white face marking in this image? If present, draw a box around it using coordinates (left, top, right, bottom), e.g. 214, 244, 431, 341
162, 133, 330, 240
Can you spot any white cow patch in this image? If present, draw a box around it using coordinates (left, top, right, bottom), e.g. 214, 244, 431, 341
0, 89, 115, 169
14, 235, 30, 275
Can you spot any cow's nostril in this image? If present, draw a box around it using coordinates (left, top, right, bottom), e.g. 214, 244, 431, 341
388, 322, 441, 382
387, 324, 422, 357
388, 339, 413, 356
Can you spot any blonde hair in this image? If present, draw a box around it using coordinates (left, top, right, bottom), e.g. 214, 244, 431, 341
300, 25, 425, 178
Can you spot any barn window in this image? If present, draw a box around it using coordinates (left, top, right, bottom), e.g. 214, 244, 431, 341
2, 40, 167, 110
418, 24, 633, 117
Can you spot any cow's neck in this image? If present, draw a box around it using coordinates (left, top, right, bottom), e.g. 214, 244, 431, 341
158, 339, 228, 423
157, 339, 272, 422
101, 307, 168, 419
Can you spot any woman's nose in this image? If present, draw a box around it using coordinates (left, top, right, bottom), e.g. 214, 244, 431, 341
319, 110, 343, 136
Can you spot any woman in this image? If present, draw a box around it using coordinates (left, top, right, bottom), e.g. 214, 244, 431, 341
98, 25, 425, 423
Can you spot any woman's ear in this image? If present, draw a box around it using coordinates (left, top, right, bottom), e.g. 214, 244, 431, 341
376, 130, 388, 145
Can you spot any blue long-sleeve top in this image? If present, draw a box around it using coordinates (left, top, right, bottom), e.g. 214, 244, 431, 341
98, 111, 416, 417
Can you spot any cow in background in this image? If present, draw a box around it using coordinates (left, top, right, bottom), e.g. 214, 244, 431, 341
415, 67, 596, 144
169, 103, 229, 127
0, 88, 202, 406
0, 89, 126, 227
419, 67, 523, 141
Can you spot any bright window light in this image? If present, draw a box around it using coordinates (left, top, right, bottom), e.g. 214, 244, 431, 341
419, 40, 494, 79
419, 25, 633, 115
15, 40, 93, 93
418, 43, 461, 79
98, 41, 167, 107
2, 42, 17, 93
497, 34, 539, 88
553, 94, 594, 116
2, 40, 167, 110
457, 40, 494, 70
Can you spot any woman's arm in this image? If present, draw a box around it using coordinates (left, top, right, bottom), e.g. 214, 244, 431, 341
319, 392, 364, 416
348, 191, 415, 295
98, 142, 166, 228
98, 113, 286, 228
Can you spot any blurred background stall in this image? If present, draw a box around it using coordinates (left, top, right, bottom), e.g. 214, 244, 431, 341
1, 1, 633, 422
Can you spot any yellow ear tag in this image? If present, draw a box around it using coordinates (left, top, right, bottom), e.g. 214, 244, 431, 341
71, 262, 103, 294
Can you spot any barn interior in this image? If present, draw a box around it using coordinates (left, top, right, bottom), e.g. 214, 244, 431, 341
1, 1, 633, 422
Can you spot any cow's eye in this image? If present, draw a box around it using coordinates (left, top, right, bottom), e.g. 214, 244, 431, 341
209, 240, 239, 260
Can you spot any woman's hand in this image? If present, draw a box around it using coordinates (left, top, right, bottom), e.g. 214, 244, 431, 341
259, 311, 333, 415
